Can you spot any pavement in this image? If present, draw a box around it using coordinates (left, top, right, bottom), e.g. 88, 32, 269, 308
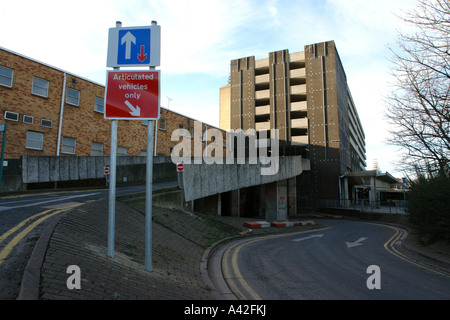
14, 196, 450, 300
15, 196, 290, 300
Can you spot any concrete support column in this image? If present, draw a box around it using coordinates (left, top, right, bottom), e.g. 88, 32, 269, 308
217, 193, 222, 216
288, 177, 296, 217
259, 184, 266, 218
277, 179, 288, 221
352, 186, 356, 206
370, 176, 376, 209
265, 182, 277, 221
343, 177, 349, 208
231, 189, 240, 217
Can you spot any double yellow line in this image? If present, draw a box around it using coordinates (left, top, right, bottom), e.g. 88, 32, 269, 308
383, 225, 450, 278
222, 227, 333, 300
222, 224, 450, 300
0, 202, 85, 266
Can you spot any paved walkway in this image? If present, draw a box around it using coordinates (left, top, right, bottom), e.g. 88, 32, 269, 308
19, 199, 219, 300
16, 197, 450, 300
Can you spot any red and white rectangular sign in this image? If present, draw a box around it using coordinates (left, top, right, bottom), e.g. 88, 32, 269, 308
104, 70, 160, 120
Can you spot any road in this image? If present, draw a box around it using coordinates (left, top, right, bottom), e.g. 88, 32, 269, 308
0, 182, 176, 236
222, 220, 450, 300
0, 181, 176, 299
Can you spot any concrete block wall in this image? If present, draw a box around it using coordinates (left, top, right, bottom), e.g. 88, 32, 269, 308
21, 155, 175, 185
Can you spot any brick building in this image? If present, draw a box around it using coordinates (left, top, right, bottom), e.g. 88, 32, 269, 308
0, 47, 225, 163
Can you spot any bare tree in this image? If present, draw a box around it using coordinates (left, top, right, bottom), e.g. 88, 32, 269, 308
386, 0, 450, 175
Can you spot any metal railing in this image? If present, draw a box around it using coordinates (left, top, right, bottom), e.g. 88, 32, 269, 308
298, 198, 408, 215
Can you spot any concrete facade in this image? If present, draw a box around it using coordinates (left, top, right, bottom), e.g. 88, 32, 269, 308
182, 156, 309, 220
182, 155, 309, 202
219, 86, 231, 131
220, 41, 367, 207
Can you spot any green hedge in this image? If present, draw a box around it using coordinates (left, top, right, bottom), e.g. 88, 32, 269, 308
407, 168, 450, 244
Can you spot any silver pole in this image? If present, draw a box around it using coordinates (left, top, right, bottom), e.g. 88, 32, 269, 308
108, 119, 118, 258
145, 20, 158, 272
145, 119, 154, 272
107, 21, 122, 259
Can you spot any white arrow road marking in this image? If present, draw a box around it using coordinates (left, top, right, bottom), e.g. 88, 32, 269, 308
292, 234, 324, 242
121, 31, 136, 60
345, 237, 368, 248
124, 100, 141, 117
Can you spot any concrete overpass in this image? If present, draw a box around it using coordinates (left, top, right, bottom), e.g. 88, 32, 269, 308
18, 154, 311, 221
180, 155, 310, 221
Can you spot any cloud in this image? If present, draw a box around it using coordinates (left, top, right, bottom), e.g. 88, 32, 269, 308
0, 0, 418, 176
0, 0, 117, 78
125, 0, 283, 75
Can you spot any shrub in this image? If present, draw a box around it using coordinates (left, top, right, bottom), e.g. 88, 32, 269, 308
407, 167, 450, 244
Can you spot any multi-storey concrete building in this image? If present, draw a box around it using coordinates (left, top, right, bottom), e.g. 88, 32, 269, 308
220, 41, 367, 206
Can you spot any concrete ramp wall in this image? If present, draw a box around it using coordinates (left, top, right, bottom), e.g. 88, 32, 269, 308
182, 156, 310, 202
21, 155, 172, 184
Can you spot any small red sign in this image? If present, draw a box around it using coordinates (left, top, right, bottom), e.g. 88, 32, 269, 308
104, 70, 160, 120
176, 163, 184, 172
104, 167, 110, 175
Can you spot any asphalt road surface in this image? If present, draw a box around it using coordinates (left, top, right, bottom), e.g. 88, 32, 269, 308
0, 182, 176, 299
222, 220, 450, 300
0, 182, 176, 236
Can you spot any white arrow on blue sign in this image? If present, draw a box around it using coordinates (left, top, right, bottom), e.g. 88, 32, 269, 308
107, 24, 160, 68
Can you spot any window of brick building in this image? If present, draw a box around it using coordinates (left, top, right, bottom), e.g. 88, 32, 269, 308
4, 111, 19, 122
159, 118, 166, 130
41, 119, 53, 128
179, 124, 186, 136
32, 77, 49, 98
66, 88, 80, 106
23, 115, 34, 124
0, 66, 13, 88
62, 136, 76, 154
26, 131, 44, 150
94, 96, 104, 113
91, 142, 103, 156
117, 146, 127, 156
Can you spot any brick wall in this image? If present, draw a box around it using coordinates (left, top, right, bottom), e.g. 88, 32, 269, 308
0, 48, 226, 161
0, 49, 64, 158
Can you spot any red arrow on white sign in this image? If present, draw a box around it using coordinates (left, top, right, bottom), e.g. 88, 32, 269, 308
138, 45, 147, 62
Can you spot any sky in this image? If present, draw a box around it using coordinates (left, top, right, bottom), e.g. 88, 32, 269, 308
1, 0, 420, 177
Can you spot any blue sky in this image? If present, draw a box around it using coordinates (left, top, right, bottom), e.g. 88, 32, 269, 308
1, 0, 419, 177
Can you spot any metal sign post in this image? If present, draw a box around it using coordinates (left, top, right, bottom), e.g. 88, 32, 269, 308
0, 123, 7, 190
145, 118, 154, 272
108, 119, 118, 258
